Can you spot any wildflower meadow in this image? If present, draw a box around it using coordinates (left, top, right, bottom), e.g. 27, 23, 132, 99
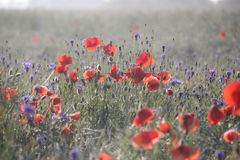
0, 7, 240, 160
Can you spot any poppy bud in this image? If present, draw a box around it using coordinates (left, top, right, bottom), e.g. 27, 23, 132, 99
41, 95, 47, 101
97, 64, 102, 72
9, 69, 13, 76
15, 73, 22, 77
77, 89, 81, 95
162, 46, 166, 53
165, 88, 173, 96
108, 56, 113, 63
29, 75, 34, 82
237, 71, 240, 79
70, 39, 74, 46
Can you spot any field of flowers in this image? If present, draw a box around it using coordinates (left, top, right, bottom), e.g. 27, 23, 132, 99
0, 9, 240, 160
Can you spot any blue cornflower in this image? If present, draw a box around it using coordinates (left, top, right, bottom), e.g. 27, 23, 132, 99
69, 148, 79, 160
22, 61, 32, 72
47, 63, 55, 71
36, 134, 47, 145
226, 71, 232, 78
215, 150, 225, 160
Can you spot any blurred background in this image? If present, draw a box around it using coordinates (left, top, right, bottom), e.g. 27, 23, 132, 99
0, 0, 240, 10
0, 0, 239, 62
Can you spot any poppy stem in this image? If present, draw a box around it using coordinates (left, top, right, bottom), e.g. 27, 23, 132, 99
41, 70, 54, 86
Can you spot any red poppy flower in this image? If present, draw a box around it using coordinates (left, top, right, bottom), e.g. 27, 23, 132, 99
220, 104, 240, 117
177, 113, 200, 134
58, 53, 72, 66
55, 64, 67, 74
19, 102, 35, 114
19, 118, 28, 124
98, 152, 112, 160
83, 69, 96, 80
158, 120, 171, 133
223, 80, 240, 106
53, 97, 61, 105
34, 114, 44, 125
5, 88, 17, 100
32, 34, 41, 43
68, 69, 78, 82
70, 111, 81, 120
165, 88, 173, 96
102, 43, 116, 56
223, 129, 240, 143
207, 105, 225, 125
32, 85, 49, 96
220, 105, 234, 115
133, 108, 154, 126
131, 24, 140, 31
62, 125, 71, 135
30, 98, 39, 108
231, 105, 240, 116
84, 37, 102, 52
109, 64, 123, 81
171, 143, 200, 160
144, 75, 160, 91
98, 73, 106, 83
219, 31, 226, 40
156, 70, 171, 84
83, 69, 106, 83
143, 72, 153, 82
135, 51, 154, 68
47, 91, 57, 98
124, 66, 146, 85
131, 129, 160, 150
48, 105, 61, 115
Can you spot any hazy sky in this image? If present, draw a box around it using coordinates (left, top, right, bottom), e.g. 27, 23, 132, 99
0, 0, 223, 9
0, 0, 110, 9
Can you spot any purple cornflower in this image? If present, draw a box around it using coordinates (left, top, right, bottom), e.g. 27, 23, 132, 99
22, 96, 30, 102
22, 61, 32, 72
61, 112, 68, 122
133, 32, 140, 41
218, 76, 223, 83
36, 64, 41, 71
215, 150, 225, 160
171, 79, 182, 86
178, 92, 184, 98
226, 71, 232, 78
55, 143, 64, 152
83, 65, 91, 70
161, 54, 166, 60
29, 74, 34, 82
33, 85, 41, 93
19, 103, 34, 114
152, 108, 158, 114
36, 134, 47, 145
47, 63, 55, 71
27, 114, 34, 123
211, 98, 218, 105
210, 69, 215, 77
69, 148, 79, 160
70, 39, 74, 46
175, 65, 179, 71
